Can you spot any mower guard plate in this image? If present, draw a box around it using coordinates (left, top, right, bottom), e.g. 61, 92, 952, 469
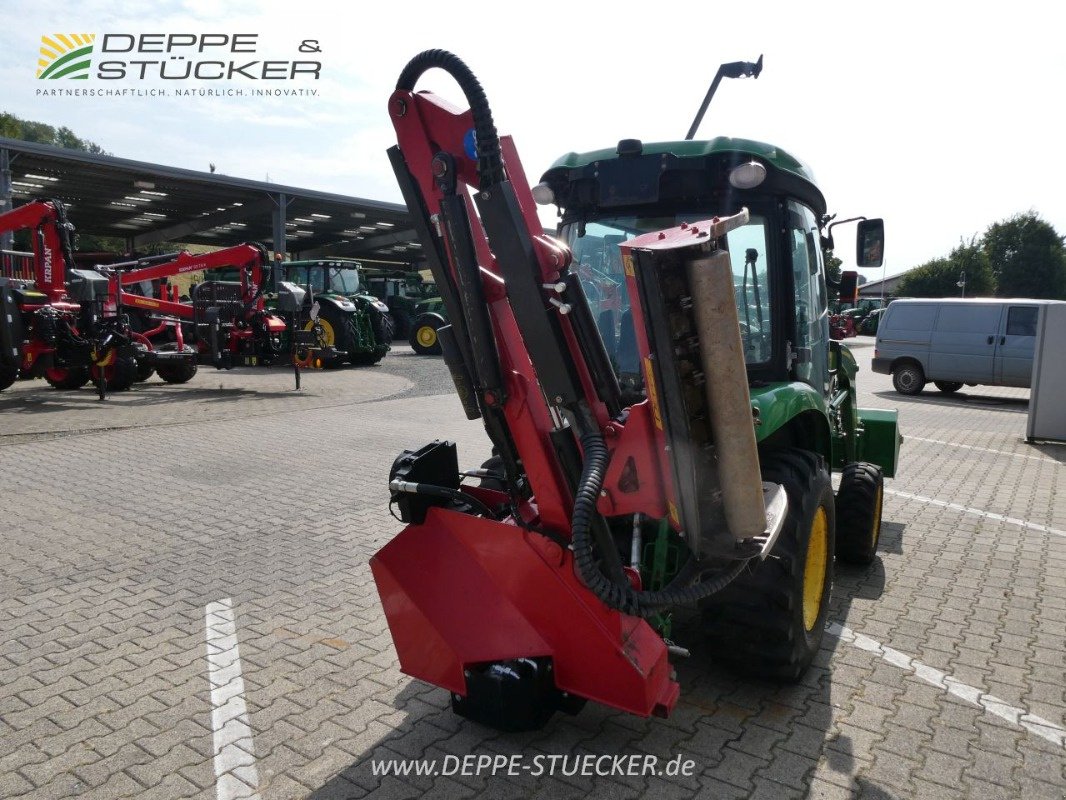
371, 506, 679, 718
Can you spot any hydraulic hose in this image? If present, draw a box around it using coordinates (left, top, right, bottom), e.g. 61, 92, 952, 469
570, 412, 750, 617
395, 50, 504, 189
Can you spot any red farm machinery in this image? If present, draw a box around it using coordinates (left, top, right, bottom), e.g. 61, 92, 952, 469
0, 199, 337, 398
370, 51, 900, 730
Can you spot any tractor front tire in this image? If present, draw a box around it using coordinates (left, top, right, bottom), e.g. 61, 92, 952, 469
44, 366, 91, 390
702, 448, 835, 682
409, 312, 444, 355
834, 462, 884, 565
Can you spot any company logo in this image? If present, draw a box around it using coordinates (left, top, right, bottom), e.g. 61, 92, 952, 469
37, 34, 96, 80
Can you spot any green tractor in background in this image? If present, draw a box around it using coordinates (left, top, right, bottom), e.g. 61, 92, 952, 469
361, 266, 447, 355
362, 267, 428, 341
268, 259, 393, 365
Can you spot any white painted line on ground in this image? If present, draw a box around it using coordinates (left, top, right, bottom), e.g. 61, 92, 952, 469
907, 436, 1054, 463
886, 488, 1066, 539
205, 598, 262, 800
825, 621, 1066, 749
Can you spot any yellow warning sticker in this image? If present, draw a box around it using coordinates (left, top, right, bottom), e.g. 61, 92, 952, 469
643, 356, 663, 431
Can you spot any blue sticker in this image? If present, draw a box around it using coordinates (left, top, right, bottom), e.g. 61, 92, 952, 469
463, 128, 478, 160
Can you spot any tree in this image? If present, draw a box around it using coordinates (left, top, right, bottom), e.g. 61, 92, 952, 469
0, 112, 109, 154
897, 256, 957, 297
824, 249, 843, 285
2, 112, 119, 252
984, 212, 1066, 299
897, 238, 993, 298
948, 237, 994, 297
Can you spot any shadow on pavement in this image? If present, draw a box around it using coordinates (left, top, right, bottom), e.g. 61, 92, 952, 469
0, 386, 299, 417
876, 521, 905, 556
1026, 441, 1066, 464
872, 389, 1029, 414
308, 546, 896, 799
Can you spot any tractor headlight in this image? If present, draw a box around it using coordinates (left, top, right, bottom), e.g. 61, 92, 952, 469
728, 160, 766, 190
532, 182, 555, 206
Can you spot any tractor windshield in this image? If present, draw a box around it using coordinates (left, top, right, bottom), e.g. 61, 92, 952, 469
563, 213, 773, 366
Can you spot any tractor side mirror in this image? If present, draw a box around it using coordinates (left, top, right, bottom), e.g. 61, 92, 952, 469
838, 270, 859, 304
856, 219, 884, 268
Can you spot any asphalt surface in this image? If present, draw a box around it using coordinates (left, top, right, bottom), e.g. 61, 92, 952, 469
1, 339, 1063, 799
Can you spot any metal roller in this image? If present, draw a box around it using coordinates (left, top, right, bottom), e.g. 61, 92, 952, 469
685, 250, 767, 541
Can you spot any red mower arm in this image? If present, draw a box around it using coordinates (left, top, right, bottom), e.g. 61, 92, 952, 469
0, 199, 75, 303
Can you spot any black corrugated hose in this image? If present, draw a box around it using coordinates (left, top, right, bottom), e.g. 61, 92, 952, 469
571, 416, 750, 618
395, 50, 505, 189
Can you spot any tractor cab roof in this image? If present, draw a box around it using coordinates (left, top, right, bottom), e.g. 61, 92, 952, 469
541, 137, 826, 220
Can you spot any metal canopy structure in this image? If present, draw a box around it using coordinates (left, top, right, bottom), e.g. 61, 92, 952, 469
0, 136, 420, 262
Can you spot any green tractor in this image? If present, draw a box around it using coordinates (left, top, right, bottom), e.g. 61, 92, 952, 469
361, 267, 430, 341
538, 134, 901, 593
268, 259, 393, 365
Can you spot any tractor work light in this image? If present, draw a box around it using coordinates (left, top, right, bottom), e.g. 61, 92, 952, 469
728, 160, 766, 190
532, 182, 555, 206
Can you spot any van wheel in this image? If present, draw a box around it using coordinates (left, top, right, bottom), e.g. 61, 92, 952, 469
934, 381, 963, 394
892, 363, 925, 395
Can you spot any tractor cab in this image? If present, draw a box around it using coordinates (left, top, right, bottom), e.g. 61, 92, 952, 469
540, 138, 884, 397
275, 259, 364, 298
269, 258, 392, 366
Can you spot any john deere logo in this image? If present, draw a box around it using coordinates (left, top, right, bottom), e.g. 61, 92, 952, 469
37, 34, 96, 80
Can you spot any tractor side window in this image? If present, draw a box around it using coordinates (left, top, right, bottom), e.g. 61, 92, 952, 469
724, 217, 772, 364
788, 201, 830, 391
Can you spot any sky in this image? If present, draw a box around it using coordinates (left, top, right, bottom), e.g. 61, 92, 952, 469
2, 0, 1064, 277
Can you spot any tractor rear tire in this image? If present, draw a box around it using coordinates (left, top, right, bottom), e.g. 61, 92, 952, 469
409, 312, 444, 355
934, 380, 963, 394
0, 365, 16, 392
391, 309, 411, 339
834, 462, 884, 565
310, 304, 354, 369
91, 355, 138, 392
44, 366, 91, 390
892, 362, 925, 395
702, 448, 835, 682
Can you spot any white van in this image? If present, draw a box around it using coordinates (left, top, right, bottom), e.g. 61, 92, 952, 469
872, 298, 1064, 395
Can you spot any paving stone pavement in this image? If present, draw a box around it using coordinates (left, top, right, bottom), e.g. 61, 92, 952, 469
1, 341, 1063, 799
